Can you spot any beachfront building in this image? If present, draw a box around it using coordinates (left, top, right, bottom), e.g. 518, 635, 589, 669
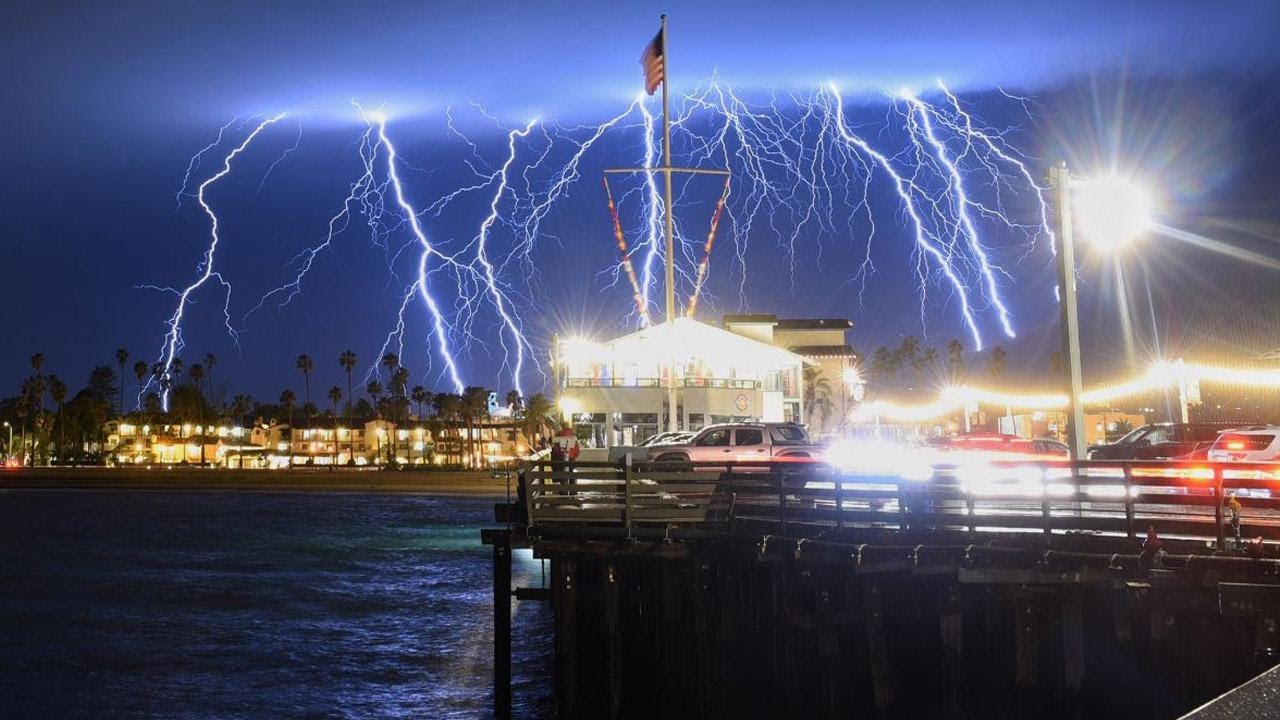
105, 416, 535, 468
105, 420, 262, 466
552, 315, 859, 448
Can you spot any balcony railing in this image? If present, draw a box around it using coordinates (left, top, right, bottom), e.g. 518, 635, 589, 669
564, 377, 761, 389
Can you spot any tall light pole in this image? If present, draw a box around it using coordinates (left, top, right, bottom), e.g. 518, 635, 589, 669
2, 421, 10, 460
1049, 164, 1088, 460
1049, 163, 1154, 460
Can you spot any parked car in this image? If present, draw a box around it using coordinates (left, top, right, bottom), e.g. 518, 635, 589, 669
1087, 423, 1231, 460
639, 431, 696, 447
649, 423, 821, 464
1208, 426, 1280, 463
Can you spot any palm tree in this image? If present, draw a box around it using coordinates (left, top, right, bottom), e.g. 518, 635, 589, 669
381, 353, 400, 377
946, 339, 965, 381
48, 375, 67, 462
133, 361, 148, 412
231, 394, 253, 427
188, 364, 205, 400
339, 350, 357, 418
411, 386, 431, 419
803, 367, 833, 431
410, 386, 431, 465
203, 353, 218, 409
188, 364, 207, 465
296, 354, 314, 428
913, 347, 939, 387
328, 386, 342, 466
522, 394, 552, 450
505, 390, 522, 416
114, 349, 129, 416
987, 346, 1008, 378
869, 347, 894, 384
366, 380, 384, 463
461, 386, 491, 468
1049, 351, 1064, 377
30, 352, 45, 377
279, 389, 296, 467
433, 393, 461, 465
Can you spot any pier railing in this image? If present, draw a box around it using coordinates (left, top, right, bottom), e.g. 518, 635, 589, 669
517, 457, 1280, 547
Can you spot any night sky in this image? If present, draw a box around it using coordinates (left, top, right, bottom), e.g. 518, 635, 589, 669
4, 0, 1280, 403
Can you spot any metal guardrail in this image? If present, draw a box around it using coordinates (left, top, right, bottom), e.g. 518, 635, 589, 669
518, 458, 1280, 548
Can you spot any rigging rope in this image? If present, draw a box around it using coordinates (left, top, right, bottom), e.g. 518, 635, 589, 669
685, 175, 731, 318
601, 176, 651, 326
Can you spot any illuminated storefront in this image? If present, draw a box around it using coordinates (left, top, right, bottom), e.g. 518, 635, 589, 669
553, 315, 858, 447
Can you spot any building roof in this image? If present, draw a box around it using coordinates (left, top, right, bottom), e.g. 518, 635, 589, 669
788, 344, 857, 359
721, 313, 778, 325
565, 317, 810, 373
775, 318, 853, 330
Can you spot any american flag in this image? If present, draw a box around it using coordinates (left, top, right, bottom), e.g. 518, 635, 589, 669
640, 29, 664, 96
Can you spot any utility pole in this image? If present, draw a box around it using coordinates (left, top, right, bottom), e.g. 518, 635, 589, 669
1049, 163, 1087, 460
605, 15, 730, 433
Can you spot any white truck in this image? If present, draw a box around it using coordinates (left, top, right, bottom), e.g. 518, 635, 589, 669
647, 422, 821, 464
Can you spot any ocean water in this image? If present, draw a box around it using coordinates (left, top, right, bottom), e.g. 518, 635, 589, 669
0, 490, 552, 719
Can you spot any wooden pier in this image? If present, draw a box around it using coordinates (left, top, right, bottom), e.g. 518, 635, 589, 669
484, 458, 1280, 718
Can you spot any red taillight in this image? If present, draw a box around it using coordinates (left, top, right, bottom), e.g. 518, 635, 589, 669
1226, 441, 1246, 451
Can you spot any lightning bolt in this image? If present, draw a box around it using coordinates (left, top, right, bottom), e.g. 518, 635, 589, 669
149, 113, 287, 409
368, 108, 466, 394
155, 77, 1053, 399
826, 84, 985, 348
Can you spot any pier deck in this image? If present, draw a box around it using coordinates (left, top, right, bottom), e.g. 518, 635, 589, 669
485, 458, 1280, 718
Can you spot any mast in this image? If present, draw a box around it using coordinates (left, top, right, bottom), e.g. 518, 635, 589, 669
660, 14, 679, 433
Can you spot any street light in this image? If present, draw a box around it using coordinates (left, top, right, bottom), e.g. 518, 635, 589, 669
1073, 174, 1154, 252
2, 421, 10, 460
1049, 164, 1153, 459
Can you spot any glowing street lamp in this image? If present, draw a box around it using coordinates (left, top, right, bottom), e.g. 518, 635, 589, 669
1049, 164, 1153, 459
1072, 174, 1154, 253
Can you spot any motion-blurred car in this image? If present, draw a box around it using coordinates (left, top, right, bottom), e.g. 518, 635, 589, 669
933, 432, 1069, 458
1087, 423, 1229, 460
1208, 426, 1280, 463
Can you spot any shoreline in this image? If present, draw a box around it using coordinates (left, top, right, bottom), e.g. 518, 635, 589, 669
0, 468, 515, 496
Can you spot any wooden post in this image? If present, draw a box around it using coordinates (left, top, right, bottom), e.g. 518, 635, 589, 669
939, 585, 964, 718
898, 480, 909, 532
1041, 492, 1052, 540
725, 462, 735, 528
1062, 592, 1085, 698
604, 563, 623, 719
835, 472, 844, 529
1015, 597, 1039, 691
1123, 464, 1135, 543
554, 558, 578, 720
779, 468, 788, 536
623, 453, 633, 535
493, 536, 512, 720
864, 580, 894, 711
1214, 466, 1225, 551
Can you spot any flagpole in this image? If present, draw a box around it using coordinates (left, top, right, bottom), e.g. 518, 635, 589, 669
660, 13, 679, 433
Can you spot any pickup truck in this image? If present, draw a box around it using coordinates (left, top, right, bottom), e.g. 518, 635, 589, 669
648, 422, 821, 464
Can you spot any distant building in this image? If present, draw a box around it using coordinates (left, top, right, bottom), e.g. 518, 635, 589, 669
104, 416, 534, 468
